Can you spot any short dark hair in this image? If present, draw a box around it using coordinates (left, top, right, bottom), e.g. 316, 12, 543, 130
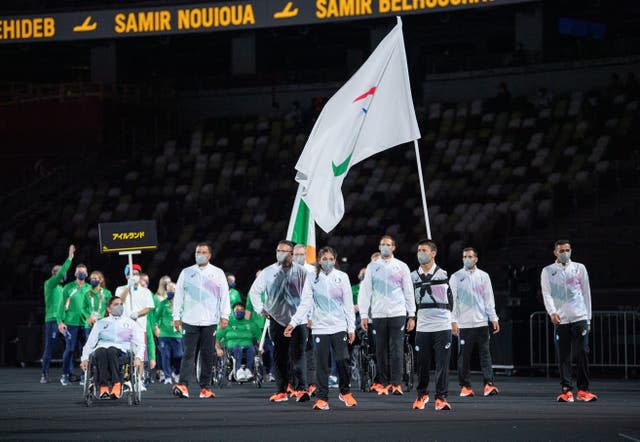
463, 247, 478, 257
107, 296, 120, 308
380, 235, 396, 246
555, 239, 570, 248
196, 242, 212, 253
417, 239, 437, 252
232, 302, 244, 309
278, 240, 295, 251
76, 263, 88, 270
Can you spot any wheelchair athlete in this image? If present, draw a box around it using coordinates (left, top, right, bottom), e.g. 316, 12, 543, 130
80, 296, 145, 399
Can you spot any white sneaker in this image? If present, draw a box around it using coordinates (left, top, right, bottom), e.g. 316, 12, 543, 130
243, 368, 254, 380
172, 372, 180, 383
236, 370, 248, 382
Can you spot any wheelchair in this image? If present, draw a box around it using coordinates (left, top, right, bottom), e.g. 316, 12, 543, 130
225, 346, 265, 388
353, 328, 377, 392
82, 350, 142, 407
402, 331, 415, 392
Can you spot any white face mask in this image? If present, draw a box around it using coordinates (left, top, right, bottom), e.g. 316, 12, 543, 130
111, 304, 124, 317
417, 252, 431, 265
379, 245, 392, 257
132, 275, 141, 284
557, 251, 571, 264
196, 254, 209, 266
293, 255, 306, 266
276, 251, 289, 264
463, 258, 475, 269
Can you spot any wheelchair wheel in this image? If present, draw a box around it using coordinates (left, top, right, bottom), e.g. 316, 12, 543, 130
212, 352, 228, 389
253, 355, 264, 388
403, 347, 414, 392
82, 356, 95, 407
350, 345, 362, 389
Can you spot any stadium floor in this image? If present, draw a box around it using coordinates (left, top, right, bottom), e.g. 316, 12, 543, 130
1, 368, 639, 441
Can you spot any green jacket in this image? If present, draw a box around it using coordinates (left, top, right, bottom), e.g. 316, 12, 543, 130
43, 258, 72, 322
83, 287, 112, 328
58, 281, 91, 326
351, 283, 360, 305
216, 315, 260, 349
155, 298, 182, 338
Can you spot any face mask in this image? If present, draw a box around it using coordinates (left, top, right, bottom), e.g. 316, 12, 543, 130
293, 256, 306, 266
228, 281, 236, 289
111, 304, 124, 317
166, 291, 175, 300
196, 254, 208, 266
234, 311, 244, 320
463, 258, 475, 270
76, 272, 87, 281
276, 251, 289, 264
320, 260, 335, 273
417, 252, 431, 265
379, 245, 392, 257
89, 279, 100, 288
132, 274, 141, 284
558, 251, 571, 264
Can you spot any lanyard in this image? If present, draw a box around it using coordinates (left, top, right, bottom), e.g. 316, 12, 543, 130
90, 289, 104, 312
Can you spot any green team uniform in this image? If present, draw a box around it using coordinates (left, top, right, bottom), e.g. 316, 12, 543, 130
58, 281, 91, 326
44, 258, 72, 322
83, 287, 112, 329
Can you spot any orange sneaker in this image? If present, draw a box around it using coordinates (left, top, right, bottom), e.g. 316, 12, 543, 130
556, 390, 574, 402
576, 390, 598, 402
435, 398, 452, 410
110, 382, 122, 398
172, 383, 189, 398
369, 383, 384, 394
391, 384, 403, 395
338, 393, 357, 407
308, 384, 317, 397
199, 387, 215, 398
99, 385, 110, 399
312, 399, 330, 410
286, 383, 294, 397
460, 386, 475, 397
412, 394, 429, 410
483, 384, 499, 396
269, 392, 289, 402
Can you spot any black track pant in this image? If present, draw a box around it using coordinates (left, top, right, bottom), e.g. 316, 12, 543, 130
270, 321, 307, 393
94, 346, 124, 387
415, 329, 452, 399
179, 323, 216, 388
372, 316, 405, 385
314, 332, 350, 401
458, 326, 494, 387
555, 320, 590, 391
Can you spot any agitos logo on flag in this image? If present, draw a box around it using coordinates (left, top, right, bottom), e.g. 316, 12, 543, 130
294, 17, 421, 233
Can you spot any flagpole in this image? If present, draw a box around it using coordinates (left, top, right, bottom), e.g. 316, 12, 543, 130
413, 139, 432, 239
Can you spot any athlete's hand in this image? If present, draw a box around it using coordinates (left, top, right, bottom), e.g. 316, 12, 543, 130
173, 320, 182, 332
149, 359, 156, 369
68, 245, 76, 260
283, 324, 294, 337
58, 323, 68, 334
80, 360, 88, 371
360, 317, 369, 331
451, 322, 459, 336
491, 321, 500, 334
550, 313, 561, 325
348, 332, 355, 344
219, 318, 228, 329
407, 318, 415, 332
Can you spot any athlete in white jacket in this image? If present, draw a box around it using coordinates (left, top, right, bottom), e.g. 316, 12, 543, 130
358, 235, 415, 396
540, 240, 597, 402
450, 247, 500, 398
172, 243, 230, 399
286, 246, 357, 410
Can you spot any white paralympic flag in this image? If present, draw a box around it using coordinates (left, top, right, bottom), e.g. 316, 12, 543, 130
294, 17, 421, 233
